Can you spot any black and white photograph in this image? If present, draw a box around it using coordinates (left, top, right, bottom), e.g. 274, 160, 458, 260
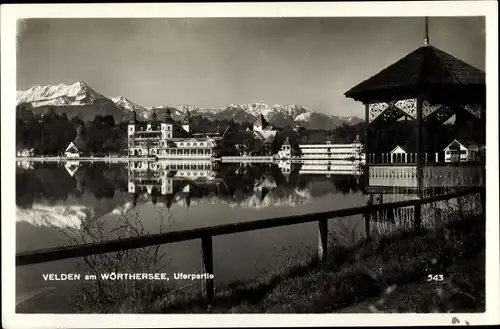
1, 2, 499, 328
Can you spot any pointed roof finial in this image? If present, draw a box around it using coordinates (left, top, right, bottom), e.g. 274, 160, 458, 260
424, 16, 430, 46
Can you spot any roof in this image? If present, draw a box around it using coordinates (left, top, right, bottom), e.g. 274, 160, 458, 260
183, 111, 191, 123
253, 130, 278, 142
65, 142, 77, 152
344, 45, 485, 105
65, 140, 84, 152
456, 140, 479, 148
390, 145, 408, 154
255, 114, 270, 127
444, 139, 479, 150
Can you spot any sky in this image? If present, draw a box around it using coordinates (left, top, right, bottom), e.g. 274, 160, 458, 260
17, 17, 485, 118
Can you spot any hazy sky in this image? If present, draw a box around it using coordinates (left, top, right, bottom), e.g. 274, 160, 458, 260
17, 17, 485, 117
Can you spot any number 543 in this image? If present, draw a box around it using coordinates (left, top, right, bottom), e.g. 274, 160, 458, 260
428, 274, 444, 281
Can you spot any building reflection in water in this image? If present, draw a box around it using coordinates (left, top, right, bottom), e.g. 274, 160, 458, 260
125, 158, 483, 238
126, 159, 366, 209
127, 160, 221, 210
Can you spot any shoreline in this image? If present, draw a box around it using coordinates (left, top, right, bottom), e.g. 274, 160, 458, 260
149, 213, 485, 314
16, 156, 365, 163
16, 156, 157, 162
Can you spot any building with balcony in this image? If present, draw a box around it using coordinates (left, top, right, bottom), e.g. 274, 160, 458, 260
277, 135, 364, 160
127, 109, 222, 159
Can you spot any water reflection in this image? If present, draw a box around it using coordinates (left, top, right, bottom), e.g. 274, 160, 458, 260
15, 160, 366, 239
15, 159, 484, 313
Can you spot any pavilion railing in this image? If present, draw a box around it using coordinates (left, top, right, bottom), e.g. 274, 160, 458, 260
15, 186, 485, 304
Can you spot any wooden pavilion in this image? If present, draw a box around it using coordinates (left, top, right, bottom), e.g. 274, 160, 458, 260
344, 17, 485, 195
343, 16, 486, 235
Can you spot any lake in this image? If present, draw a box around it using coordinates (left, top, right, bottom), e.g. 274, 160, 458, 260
15, 160, 482, 313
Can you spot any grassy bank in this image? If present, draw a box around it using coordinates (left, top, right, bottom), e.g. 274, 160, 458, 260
145, 214, 485, 313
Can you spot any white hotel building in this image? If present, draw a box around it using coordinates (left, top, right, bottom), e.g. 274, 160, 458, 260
277, 136, 364, 161
128, 109, 221, 159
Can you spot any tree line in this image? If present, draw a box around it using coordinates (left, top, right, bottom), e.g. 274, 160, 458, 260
16, 102, 483, 157
16, 104, 126, 156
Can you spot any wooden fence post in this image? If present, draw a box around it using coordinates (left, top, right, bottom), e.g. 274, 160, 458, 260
414, 203, 422, 233
365, 210, 371, 239
318, 219, 328, 262
457, 195, 465, 219
365, 194, 373, 239
201, 236, 214, 304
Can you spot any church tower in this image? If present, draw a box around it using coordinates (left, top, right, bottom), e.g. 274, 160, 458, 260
127, 111, 137, 155
182, 110, 191, 133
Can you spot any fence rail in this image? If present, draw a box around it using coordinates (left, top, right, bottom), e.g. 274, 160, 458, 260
15, 186, 484, 303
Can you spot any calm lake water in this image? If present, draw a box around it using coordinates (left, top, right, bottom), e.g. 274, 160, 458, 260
14, 160, 482, 313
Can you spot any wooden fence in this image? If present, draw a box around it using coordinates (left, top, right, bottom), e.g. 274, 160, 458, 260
15, 186, 484, 304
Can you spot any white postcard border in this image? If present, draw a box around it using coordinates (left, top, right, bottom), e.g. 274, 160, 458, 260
1, 2, 498, 327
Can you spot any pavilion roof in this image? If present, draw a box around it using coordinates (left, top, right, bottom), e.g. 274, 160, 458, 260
344, 45, 485, 105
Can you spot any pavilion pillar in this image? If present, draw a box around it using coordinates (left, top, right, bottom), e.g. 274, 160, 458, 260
427, 122, 435, 163
365, 104, 370, 164
404, 116, 409, 151
376, 130, 381, 163
416, 97, 423, 192
364, 104, 370, 189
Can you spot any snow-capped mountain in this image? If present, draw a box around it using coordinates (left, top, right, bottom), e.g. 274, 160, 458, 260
16, 81, 125, 122
146, 102, 362, 129
16, 82, 362, 128
211, 103, 361, 129
111, 96, 146, 113
17, 81, 108, 107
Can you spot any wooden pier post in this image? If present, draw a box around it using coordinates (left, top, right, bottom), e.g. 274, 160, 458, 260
201, 236, 214, 304
318, 219, 328, 262
480, 188, 486, 215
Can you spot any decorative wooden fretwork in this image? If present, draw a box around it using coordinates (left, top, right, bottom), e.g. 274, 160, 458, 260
422, 101, 443, 119
394, 98, 417, 119
463, 104, 482, 119
369, 102, 390, 123
432, 106, 456, 124
381, 107, 403, 123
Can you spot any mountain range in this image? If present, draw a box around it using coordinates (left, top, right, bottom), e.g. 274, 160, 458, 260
16, 81, 363, 128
